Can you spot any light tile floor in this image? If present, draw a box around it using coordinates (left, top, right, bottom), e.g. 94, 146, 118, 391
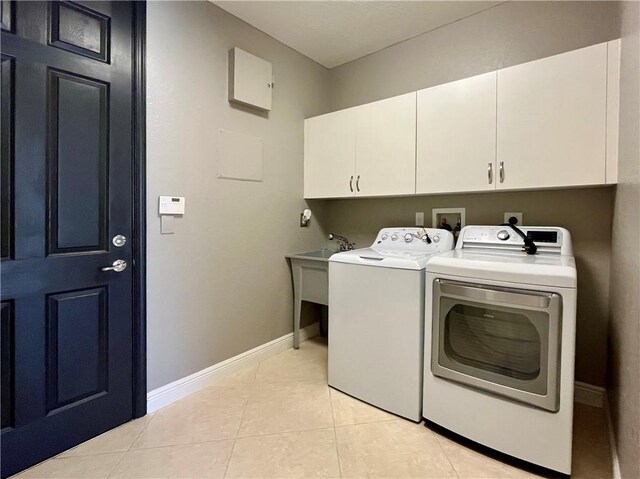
15, 337, 613, 478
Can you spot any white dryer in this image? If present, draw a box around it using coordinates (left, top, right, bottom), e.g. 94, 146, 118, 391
329, 227, 454, 421
423, 225, 577, 474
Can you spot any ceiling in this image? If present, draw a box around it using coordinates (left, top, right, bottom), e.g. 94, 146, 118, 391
213, 1, 502, 69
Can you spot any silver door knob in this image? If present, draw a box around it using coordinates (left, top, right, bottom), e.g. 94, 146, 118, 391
112, 234, 127, 247
101, 259, 127, 272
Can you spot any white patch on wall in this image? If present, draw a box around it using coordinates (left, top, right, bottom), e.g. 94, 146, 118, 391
217, 129, 264, 182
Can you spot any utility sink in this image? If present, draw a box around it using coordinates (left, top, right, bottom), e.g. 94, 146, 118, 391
285, 249, 336, 348
286, 249, 336, 262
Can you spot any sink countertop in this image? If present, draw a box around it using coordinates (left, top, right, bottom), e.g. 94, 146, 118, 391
286, 249, 336, 262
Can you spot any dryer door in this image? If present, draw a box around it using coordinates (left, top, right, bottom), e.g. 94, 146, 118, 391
431, 279, 562, 412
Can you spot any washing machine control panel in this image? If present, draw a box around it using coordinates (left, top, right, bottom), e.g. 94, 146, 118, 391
372, 227, 453, 254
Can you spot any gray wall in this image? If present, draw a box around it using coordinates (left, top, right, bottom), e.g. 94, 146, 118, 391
608, 2, 640, 478
321, 1, 621, 387
146, 1, 331, 390
329, 1, 620, 110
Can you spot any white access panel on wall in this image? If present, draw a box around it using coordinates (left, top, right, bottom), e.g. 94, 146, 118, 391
229, 47, 272, 111
496, 42, 607, 189
218, 129, 263, 182
417, 72, 497, 194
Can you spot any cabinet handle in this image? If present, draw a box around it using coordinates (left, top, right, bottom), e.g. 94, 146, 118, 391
349, 176, 354, 192
488, 163, 493, 184
356, 175, 360, 192
499, 162, 505, 183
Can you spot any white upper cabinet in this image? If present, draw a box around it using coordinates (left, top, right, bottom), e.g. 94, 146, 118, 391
496, 43, 608, 190
416, 72, 497, 194
606, 39, 621, 184
304, 40, 620, 199
304, 108, 357, 198
355, 92, 417, 196
304, 93, 416, 198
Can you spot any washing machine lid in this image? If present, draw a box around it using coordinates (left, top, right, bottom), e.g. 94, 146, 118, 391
330, 247, 435, 270
426, 250, 577, 288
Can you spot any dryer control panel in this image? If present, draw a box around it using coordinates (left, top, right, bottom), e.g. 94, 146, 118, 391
458, 226, 572, 256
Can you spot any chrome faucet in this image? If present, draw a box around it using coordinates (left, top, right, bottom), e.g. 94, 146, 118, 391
329, 233, 355, 251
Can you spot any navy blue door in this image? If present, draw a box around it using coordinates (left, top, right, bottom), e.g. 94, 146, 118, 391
1, 2, 135, 476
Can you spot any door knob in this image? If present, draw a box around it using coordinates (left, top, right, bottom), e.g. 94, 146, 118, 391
101, 259, 127, 272
112, 234, 127, 247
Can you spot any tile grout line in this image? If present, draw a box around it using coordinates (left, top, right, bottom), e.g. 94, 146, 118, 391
127, 414, 155, 452
328, 388, 344, 479
106, 416, 156, 478
236, 424, 337, 441
224, 361, 262, 478
224, 340, 334, 476
118, 424, 339, 455
105, 451, 127, 479
431, 429, 461, 479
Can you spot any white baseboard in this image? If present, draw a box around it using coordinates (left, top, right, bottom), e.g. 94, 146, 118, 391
604, 395, 622, 479
147, 322, 321, 413
574, 381, 606, 408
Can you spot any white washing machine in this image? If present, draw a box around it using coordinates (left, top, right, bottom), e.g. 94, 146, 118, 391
423, 225, 577, 474
329, 227, 454, 421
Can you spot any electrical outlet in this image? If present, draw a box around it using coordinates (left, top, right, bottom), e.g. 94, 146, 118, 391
415, 212, 424, 226
504, 212, 523, 225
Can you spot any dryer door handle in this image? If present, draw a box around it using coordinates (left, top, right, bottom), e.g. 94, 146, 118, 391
438, 280, 554, 309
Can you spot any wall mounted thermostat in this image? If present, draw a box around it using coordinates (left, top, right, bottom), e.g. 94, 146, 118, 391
159, 196, 185, 215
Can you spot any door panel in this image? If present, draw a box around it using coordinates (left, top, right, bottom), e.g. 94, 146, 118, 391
1, 0, 14, 33
1, 55, 14, 260
417, 72, 496, 194
304, 108, 356, 198
1, 2, 135, 476
1, 300, 14, 431
48, 70, 108, 253
355, 92, 416, 196
497, 43, 607, 189
49, 1, 110, 62
46, 287, 108, 411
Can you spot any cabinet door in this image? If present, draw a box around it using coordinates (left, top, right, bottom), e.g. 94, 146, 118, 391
304, 108, 356, 198
416, 72, 497, 194
606, 39, 621, 184
355, 92, 416, 196
497, 43, 607, 190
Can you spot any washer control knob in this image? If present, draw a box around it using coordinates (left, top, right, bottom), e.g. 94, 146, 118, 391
432, 235, 440, 243
404, 233, 413, 243
381, 234, 388, 241
391, 234, 398, 241
497, 230, 511, 241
